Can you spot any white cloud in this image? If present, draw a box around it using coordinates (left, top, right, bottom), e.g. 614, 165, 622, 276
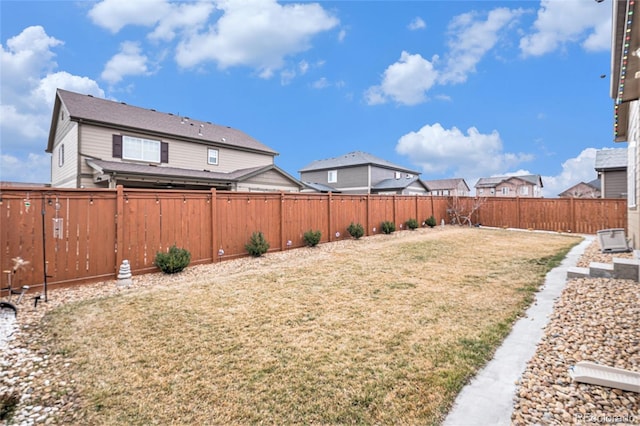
439, 7, 524, 84
408, 17, 426, 31
395, 122, 533, 179
88, 0, 171, 33
542, 148, 598, 197
1, 26, 62, 100
312, 77, 330, 89
148, 2, 215, 42
101, 41, 151, 84
338, 29, 347, 42
0, 26, 104, 183
520, 0, 611, 57
366, 8, 522, 105
175, 0, 338, 77
365, 51, 439, 106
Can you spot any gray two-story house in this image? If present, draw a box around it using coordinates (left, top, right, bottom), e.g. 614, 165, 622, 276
299, 151, 428, 195
46, 89, 303, 192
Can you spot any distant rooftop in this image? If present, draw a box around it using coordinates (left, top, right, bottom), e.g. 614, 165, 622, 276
299, 151, 420, 174
595, 148, 627, 170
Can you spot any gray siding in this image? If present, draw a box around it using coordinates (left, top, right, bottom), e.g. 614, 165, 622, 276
300, 165, 369, 189
603, 170, 627, 198
370, 165, 414, 185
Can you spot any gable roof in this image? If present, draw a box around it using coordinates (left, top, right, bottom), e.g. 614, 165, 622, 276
422, 178, 470, 191
594, 148, 627, 170
558, 179, 601, 197
475, 174, 543, 188
372, 176, 429, 191
298, 151, 420, 174
86, 160, 302, 188
301, 182, 340, 193
47, 89, 277, 156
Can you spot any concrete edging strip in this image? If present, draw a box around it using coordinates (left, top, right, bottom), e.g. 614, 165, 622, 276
442, 235, 594, 426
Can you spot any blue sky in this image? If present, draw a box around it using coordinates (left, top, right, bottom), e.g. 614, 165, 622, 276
1, 0, 618, 196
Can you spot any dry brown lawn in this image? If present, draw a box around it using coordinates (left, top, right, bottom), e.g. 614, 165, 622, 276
42, 227, 581, 425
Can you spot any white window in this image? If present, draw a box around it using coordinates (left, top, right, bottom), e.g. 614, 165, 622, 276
58, 144, 64, 167
520, 186, 529, 196
479, 188, 484, 195
208, 148, 219, 165
501, 187, 509, 195
328, 170, 337, 183
443, 189, 450, 196
123, 135, 161, 163
395, 172, 401, 179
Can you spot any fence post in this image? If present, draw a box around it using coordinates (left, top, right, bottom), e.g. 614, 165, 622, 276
393, 194, 398, 226
366, 194, 371, 236
211, 188, 218, 262
570, 196, 575, 233
328, 192, 333, 242
516, 197, 521, 229
430, 194, 434, 218
115, 185, 124, 275
280, 192, 286, 251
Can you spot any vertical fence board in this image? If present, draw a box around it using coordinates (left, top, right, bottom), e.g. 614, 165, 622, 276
0, 186, 630, 290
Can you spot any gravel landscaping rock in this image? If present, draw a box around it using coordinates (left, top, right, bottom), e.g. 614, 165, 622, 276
512, 245, 639, 425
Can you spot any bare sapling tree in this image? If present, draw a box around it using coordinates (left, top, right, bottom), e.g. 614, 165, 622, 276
447, 195, 487, 226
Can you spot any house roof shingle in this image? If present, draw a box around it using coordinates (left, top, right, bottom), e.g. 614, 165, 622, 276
594, 148, 627, 170
298, 151, 420, 174
48, 89, 277, 155
86, 159, 301, 186
372, 176, 426, 191
422, 178, 469, 191
475, 174, 542, 188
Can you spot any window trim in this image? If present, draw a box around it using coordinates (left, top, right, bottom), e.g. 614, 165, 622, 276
58, 144, 64, 167
207, 148, 219, 165
122, 135, 161, 163
328, 170, 337, 183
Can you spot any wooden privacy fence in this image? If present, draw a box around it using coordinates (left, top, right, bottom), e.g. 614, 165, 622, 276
0, 187, 627, 292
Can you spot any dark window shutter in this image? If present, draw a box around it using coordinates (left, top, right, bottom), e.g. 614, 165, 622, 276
161, 142, 168, 163
112, 135, 122, 158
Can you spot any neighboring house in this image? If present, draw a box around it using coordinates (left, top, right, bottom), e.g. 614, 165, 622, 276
558, 179, 601, 198
423, 178, 470, 197
298, 151, 427, 195
595, 148, 627, 198
474, 175, 543, 198
46, 89, 303, 192
611, 0, 640, 247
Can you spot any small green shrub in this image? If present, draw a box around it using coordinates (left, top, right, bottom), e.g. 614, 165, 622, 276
303, 230, 322, 247
381, 221, 396, 234
425, 215, 437, 228
347, 222, 365, 239
154, 245, 191, 274
246, 231, 270, 257
405, 218, 419, 230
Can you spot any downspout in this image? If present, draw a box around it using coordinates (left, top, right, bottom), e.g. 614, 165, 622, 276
76, 120, 82, 188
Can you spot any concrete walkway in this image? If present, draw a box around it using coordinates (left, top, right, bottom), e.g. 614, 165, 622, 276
442, 235, 594, 426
